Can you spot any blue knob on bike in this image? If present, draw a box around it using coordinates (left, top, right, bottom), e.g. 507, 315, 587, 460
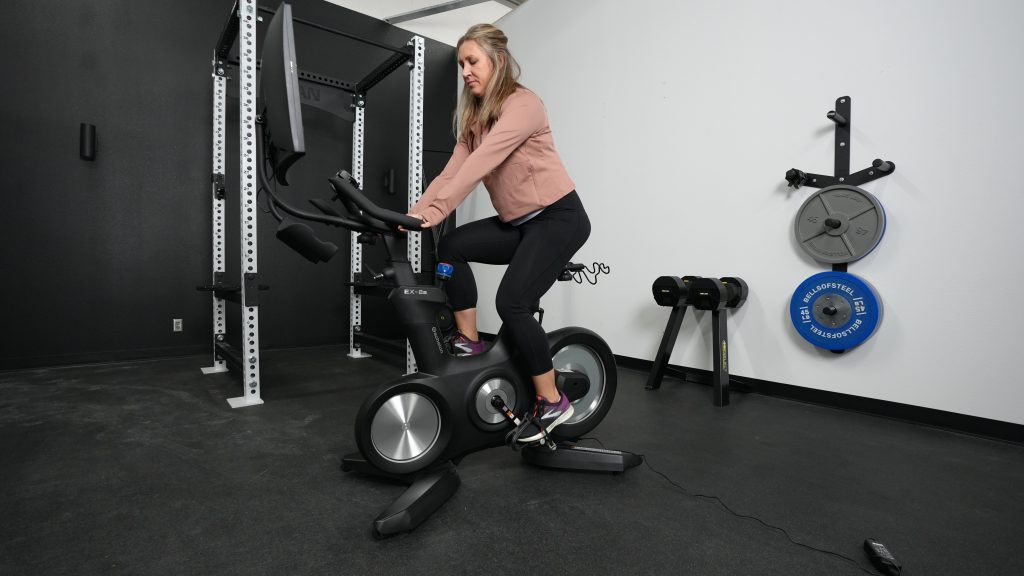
436, 262, 454, 281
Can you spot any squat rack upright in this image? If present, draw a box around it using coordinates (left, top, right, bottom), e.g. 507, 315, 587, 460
200, 0, 426, 407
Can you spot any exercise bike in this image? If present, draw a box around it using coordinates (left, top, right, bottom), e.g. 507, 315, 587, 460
276, 171, 640, 537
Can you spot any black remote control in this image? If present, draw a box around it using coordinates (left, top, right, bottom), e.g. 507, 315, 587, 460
863, 538, 901, 574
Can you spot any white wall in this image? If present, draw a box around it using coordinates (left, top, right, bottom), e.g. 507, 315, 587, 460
455, 0, 1024, 425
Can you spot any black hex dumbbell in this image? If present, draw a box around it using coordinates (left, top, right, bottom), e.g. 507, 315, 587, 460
689, 277, 749, 311
651, 276, 701, 307
690, 278, 728, 311
719, 277, 748, 309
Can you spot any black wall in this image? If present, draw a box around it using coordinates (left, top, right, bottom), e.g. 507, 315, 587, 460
0, 0, 456, 369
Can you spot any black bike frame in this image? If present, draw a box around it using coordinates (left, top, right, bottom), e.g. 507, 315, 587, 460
377, 233, 524, 379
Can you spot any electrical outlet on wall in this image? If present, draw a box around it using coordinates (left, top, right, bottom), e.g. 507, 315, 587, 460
173, 318, 183, 332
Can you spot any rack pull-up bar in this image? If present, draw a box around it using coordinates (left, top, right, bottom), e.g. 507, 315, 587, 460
256, 6, 414, 56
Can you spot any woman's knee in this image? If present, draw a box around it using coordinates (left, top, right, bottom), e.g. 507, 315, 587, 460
495, 293, 536, 323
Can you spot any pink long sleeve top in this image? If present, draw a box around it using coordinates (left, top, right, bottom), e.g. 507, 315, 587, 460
410, 87, 575, 225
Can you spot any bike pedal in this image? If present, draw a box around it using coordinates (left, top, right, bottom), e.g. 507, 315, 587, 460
527, 432, 557, 451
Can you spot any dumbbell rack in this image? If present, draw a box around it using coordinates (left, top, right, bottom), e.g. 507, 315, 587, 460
646, 277, 747, 407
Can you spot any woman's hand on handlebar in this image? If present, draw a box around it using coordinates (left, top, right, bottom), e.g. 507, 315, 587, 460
400, 213, 432, 232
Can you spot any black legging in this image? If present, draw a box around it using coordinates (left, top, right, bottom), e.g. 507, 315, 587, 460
438, 191, 591, 376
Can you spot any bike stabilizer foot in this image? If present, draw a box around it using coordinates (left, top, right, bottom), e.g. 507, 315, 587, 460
342, 454, 462, 538
522, 443, 642, 473
371, 462, 460, 539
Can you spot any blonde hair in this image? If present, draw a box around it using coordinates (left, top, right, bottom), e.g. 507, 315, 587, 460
454, 24, 522, 146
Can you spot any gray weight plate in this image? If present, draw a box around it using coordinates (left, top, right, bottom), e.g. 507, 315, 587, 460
794, 185, 887, 264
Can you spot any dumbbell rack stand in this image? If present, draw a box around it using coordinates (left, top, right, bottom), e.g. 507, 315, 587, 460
646, 305, 733, 407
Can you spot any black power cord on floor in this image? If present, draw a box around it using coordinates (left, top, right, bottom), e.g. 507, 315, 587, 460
576, 437, 890, 576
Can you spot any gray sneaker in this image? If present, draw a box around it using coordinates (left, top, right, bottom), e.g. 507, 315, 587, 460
515, 393, 574, 444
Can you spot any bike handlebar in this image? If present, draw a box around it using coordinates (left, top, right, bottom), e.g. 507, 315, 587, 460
328, 171, 425, 233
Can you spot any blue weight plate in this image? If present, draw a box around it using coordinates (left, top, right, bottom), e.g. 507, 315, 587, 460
790, 271, 882, 351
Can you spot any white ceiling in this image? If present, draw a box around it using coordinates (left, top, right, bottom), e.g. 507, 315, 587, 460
322, 0, 516, 46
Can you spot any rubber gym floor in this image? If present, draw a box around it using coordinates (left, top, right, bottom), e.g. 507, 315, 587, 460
2, 345, 1022, 576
